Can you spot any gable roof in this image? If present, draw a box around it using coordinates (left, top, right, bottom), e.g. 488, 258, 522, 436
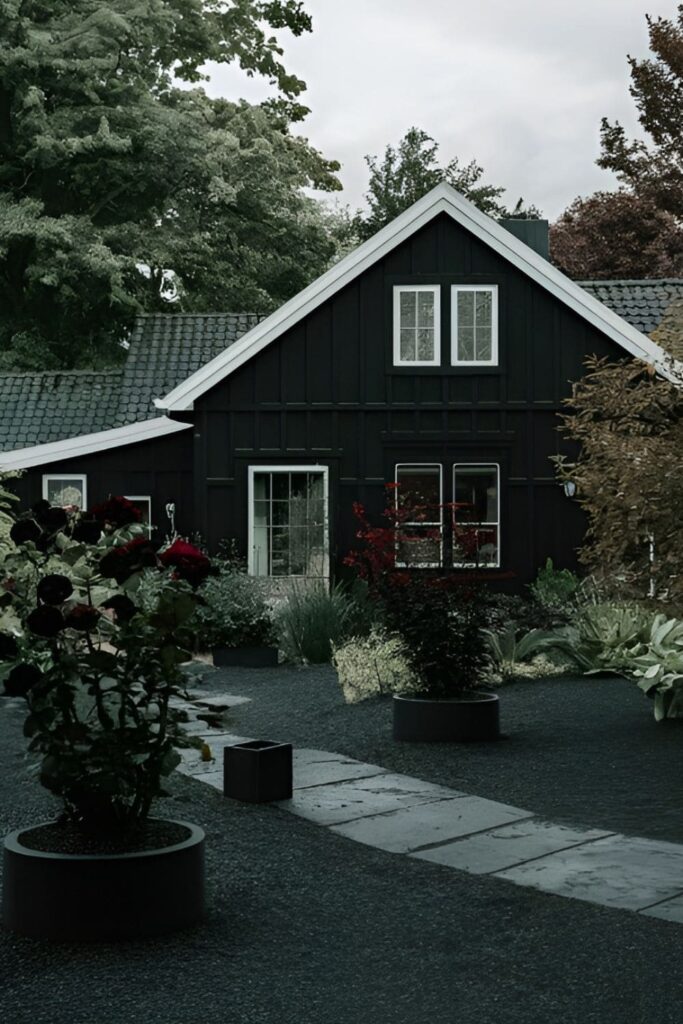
155, 182, 680, 412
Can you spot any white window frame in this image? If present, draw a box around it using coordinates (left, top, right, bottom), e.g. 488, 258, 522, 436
394, 463, 443, 569
451, 284, 499, 366
125, 495, 152, 535
42, 473, 87, 510
247, 465, 330, 578
452, 463, 501, 569
393, 285, 441, 367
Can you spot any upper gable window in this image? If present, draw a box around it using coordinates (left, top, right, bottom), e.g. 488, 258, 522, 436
451, 285, 498, 366
393, 285, 440, 366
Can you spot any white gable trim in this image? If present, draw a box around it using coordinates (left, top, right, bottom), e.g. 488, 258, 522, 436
0, 416, 192, 471
155, 182, 679, 412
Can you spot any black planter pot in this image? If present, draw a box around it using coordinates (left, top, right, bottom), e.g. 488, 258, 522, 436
393, 691, 500, 742
212, 645, 279, 668
2, 818, 205, 942
224, 740, 293, 803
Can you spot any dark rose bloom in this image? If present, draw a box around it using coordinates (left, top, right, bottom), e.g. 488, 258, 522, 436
37, 506, 68, 532
31, 499, 51, 518
72, 518, 102, 544
99, 537, 159, 583
158, 538, 211, 588
10, 519, 42, 545
91, 496, 142, 529
37, 574, 73, 606
27, 605, 65, 638
0, 633, 19, 660
100, 594, 137, 622
64, 603, 100, 631
4, 663, 43, 697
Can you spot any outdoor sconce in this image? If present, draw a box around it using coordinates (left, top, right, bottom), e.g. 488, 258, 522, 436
562, 481, 577, 498
165, 502, 176, 534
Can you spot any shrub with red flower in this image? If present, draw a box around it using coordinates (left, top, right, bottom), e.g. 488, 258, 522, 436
91, 496, 143, 529
99, 537, 160, 583
158, 538, 211, 588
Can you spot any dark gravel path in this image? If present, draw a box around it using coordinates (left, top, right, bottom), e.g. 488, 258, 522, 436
198, 665, 683, 844
2, 674, 683, 1024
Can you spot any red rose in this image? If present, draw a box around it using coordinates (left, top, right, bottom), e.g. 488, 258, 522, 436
65, 604, 101, 632
158, 538, 211, 588
91, 496, 143, 529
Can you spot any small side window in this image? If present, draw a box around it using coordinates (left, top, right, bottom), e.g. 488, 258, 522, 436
42, 474, 87, 510
393, 286, 440, 366
125, 496, 152, 535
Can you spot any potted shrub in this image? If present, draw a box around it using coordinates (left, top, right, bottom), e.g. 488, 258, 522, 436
194, 568, 277, 667
345, 487, 498, 741
385, 576, 498, 741
0, 496, 210, 941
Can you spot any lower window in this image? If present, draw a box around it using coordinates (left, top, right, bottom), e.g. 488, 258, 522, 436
453, 464, 500, 567
249, 467, 329, 578
125, 496, 152, 535
42, 474, 87, 510
395, 464, 443, 567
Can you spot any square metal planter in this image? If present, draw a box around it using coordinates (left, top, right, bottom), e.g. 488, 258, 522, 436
223, 740, 293, 803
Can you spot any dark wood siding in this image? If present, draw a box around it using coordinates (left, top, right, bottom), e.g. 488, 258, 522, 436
195, 212, 622, 587
8, 432, 194, 540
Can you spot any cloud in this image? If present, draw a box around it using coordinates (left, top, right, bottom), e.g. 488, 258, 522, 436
203, 0, 679, 219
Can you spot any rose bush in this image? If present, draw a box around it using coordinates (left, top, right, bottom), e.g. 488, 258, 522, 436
0, 497, 210, 831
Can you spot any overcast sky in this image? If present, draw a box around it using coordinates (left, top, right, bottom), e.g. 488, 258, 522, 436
204, 0, 679, 221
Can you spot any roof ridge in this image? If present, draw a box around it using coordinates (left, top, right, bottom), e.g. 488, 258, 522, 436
134, 311, 265, 319
579, 278, 683, 286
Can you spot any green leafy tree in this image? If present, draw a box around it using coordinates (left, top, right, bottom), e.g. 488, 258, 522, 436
554, 356, 683, 602
0, 0, 340, 370
354, 127, 541, 241
549, 190, 683, 279
598, 6, 683, 218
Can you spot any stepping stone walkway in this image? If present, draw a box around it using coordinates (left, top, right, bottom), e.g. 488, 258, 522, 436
176, 693, 683, 925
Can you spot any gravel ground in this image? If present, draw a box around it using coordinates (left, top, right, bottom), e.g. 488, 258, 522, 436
196, 664, 683, 844
1, 672, 683, 1024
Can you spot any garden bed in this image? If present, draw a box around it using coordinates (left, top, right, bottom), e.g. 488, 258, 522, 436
193, 664, 683, 844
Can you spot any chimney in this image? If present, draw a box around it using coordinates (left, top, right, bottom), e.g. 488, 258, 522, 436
499, 219, 549, 260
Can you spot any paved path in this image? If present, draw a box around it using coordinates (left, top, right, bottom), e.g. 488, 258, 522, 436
177, 690, 683, 925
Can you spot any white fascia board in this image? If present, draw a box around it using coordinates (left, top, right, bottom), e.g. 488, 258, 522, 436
155, 183, 680, 412
0, 416, 191, 471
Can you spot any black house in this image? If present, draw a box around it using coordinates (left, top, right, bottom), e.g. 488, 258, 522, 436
2, 184, 680, 589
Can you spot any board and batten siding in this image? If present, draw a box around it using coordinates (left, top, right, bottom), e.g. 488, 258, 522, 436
194, 212, 623, 587
9, 431, 194, 540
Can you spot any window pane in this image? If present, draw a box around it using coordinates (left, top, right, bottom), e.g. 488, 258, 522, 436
307, 473, 324, 501
453, 525, 498, 566
397, 526, 441, 566
457, 291, 474, 327
308, 498, 326, 526
417, 291, 435, 328
476, 325, 493, 361
475, 290, 492, 325
271, 500, 290, 526
288, 527, 309, 575
400, 290, 416, 328
270, 527, 290, 576
396, 465, 440, 512
253, 473, 270, 501
416, 328, 434, 361
400, 328, 415, 361
272, 474, 289, 500
458, 326, 475, 361
454, 467, 498, 523
45, 478, 85, 509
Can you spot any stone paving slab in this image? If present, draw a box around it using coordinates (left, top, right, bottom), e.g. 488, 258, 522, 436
412, 820, 614, 874
331, 795, 533, 854
640, 894, 683, 923
278, 772, 460, 826
177, 734, 253, 775
191, 694, 252, 708
495, 834, 683, 911
293, 749, 387, 790
192, 771, 223, 791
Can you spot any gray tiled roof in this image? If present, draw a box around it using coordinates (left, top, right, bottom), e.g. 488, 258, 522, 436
0, 370, 123, 452
579, 279, 683, 335
0, 313, 262, 452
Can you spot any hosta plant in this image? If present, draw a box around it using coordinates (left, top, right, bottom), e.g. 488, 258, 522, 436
484, 627, 568, 682
534, 602, 652, 675
0, 496, 211, 832
632, 615, 683, 721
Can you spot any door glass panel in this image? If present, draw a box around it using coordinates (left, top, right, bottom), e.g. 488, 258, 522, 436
250, 470, 328, 577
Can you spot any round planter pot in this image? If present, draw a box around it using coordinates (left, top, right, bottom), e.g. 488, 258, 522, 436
2, 818, 205, 942
393, 691, 500, 742
212, 645, 279, 668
